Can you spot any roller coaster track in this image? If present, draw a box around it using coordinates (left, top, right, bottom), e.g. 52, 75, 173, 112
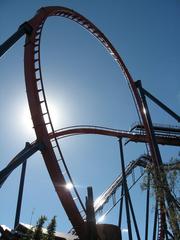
94, 154, 180, 214
0, 5, 179, 239
94, 155, 149, 214
94, 154, 180, 240
51, 125, 180, 146
1, 144, 178, 216
1, 143, 179, 239
1, 124, 179, 189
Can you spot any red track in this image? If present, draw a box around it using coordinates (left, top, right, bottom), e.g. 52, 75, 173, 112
23, 6, 174, 239
50, 125, 180, 146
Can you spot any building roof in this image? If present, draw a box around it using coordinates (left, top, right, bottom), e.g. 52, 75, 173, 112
0, 223, 78, 240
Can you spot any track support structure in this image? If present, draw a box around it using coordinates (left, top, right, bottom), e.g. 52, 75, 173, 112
14, 159, 27, 229
86, 187, 97, 240
118, 138, 133, 240
0, 22, 32, 57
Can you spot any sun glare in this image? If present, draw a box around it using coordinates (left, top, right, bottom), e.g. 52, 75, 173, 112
18, 97, 68, 136
47, 101, 60, 128
17, 103, 34, 137
45, 97, 70, 129
97, 214, 105, 223
66, 182, 73, 190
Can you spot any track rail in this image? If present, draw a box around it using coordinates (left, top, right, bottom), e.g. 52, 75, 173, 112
94, 155, 150, 213
50, 125, 180, 146
23, 6, 177, 238
94, 155, 180, 215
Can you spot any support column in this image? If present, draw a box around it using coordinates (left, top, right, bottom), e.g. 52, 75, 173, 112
118, 138, 132, 240
0, 22, 32, 57
135, 80, 179, 239
145, 172, 150, 240
14, 159, 27, 229
118, 185, 124, 240
86, 187, 97, 240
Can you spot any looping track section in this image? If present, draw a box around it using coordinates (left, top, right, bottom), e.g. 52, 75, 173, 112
24, 6, 171, 239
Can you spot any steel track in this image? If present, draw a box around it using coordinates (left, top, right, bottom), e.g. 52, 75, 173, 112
51, 125, 180, 146
23, 6, 178, 239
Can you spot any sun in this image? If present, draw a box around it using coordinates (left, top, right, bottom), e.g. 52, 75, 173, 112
16, 102, 34, 137
46, 97, 71, 129
17, 97, 68, 137
47, 100, 60, 129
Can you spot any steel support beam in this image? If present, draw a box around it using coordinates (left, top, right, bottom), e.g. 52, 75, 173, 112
0, 22, 32, 57
135, 80, 163, 167
86, 187, 97, 240
14, 159, 27, 229
136, 80, 180, 238
118, 185, 124, 240
152, 201, 158, 240
0, 142, 42, 187
118, 185, 124, 228
145, 172, 150, 240
118, 138, 133, 240
142, 87, 180, 122
127, 192, 141, 240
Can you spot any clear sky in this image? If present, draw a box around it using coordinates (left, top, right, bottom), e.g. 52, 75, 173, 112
0, 0, 179, 239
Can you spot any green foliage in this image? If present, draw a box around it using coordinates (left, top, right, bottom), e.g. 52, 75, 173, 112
19, 215, 57, 240
20, 228, 33, 240
166, 157, 180, 198
141, 155, 180, 199
34, 215, 47, 240
141, 154, 180, 238
46, 216, 56, 240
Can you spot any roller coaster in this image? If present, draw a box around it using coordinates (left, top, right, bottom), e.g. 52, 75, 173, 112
0, 6, 180, 240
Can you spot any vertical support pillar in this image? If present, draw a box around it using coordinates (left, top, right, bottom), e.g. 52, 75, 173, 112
136, 80, 165, 237
118, 185, 124, 227
118, 138, 133, 240
135, 80, 163, 167
153, 202, 158, 240
136, 80, 180, 238
127, 193, 141, 240
86, 187, 97, 240
14, 159, 27, 229
118, 185, 124, 240
145, 172, 150, 240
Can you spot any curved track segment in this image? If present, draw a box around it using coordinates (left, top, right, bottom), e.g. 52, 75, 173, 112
94, 155, 150, 213
24, 6, 177, 239
94, 155, 180, 215
51, 125, 180, 146
26, 6, 167, 169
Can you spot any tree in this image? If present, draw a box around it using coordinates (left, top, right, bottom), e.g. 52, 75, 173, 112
19, 215, 56, 240
46, 216, 56, 240
141, 154, 180, 238
33, 215, 47, 240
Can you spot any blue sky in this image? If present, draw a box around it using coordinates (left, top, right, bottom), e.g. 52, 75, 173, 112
0, 0, 179, 239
